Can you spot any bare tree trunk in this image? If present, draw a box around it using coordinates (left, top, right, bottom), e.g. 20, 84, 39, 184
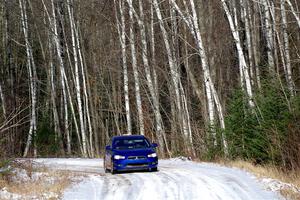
127, 0, 145, 136
75, 21, 93, 156
150, 4, 158, 97
285, 0, 300, 30
252, 2, 262, 90
67, 0, 87, 157
0, 83, 6, 118
48, 33, 65, 155
125, 0, 170, 155
220, 0, 254, 109
280, 0, 295, 96
262, 0, 275, 72
115, 0, 132, 135
240, 0, 254, 85
20, 0, 37, 157
50, 0, 67, 155
170, 0, 228, 153
153, 0, 185, 156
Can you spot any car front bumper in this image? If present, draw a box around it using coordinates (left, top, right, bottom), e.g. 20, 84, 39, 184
113, 157, 158, 171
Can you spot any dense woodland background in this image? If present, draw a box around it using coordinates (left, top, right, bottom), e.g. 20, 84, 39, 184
0, 0, 299, 170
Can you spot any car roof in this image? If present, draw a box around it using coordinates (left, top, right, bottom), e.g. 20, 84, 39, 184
112, 135, 146, 140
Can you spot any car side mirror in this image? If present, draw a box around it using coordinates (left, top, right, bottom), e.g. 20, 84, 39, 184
105, 145, 111, 151
152, 143, 158, 148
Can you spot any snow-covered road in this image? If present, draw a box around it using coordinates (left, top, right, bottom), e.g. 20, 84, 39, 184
35, 158, 282, 200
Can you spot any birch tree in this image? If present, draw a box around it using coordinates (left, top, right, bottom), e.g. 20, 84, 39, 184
285, 0, 300, 30
152, 0, 192, 155
127, 0, 145, 136
115, 0, 132, 135
262, 0, 275, 72
67, 0, 88, 157
20, 0, 38, 157
170, 0, 228, 153
219, 0, 254, 108
280, 0, 295, 96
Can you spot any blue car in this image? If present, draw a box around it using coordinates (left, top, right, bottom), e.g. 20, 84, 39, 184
104, 135, 158, 174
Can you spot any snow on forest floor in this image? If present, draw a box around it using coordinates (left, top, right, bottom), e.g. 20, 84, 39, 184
0, 158, 299, 200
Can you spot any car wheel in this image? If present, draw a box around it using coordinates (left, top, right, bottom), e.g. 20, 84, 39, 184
104, 160, 109, 173
111, 160, 117, 174
151, 167, 158, 172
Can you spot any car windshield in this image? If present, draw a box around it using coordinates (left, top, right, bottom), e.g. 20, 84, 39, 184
113, 138, 150, 150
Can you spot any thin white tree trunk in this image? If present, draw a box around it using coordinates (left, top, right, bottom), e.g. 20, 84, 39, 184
115, 0, 132, 135
74, 21, 93, 156
262, 0, 275, 71
281, 0, 295, 96
252, 2, 262, 90
0, 83, 6, 117
67, 0, 87, 157
42, 0, 82, 155
285, 0, 300, 30
153, 0, 185, 154
179, 81, 195, 156
170, 0, 228, 152
20, 0, 37, 157
127, 0, 145, 136
126, 0, 168, 155
169, 1, 191, 148
150, 4, 159, 96
48, 35, 64, 154
190, 0, 227, 151
241, 0, 254, 85
232, 0, 245, 90
50, 0, 69, 155
220, 0, 254, 108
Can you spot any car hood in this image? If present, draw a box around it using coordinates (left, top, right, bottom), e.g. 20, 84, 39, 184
113, 148, 155, 156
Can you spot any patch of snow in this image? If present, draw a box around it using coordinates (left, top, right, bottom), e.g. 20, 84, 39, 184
261, 178, 300, 193
0, 187, 22, 200
10, 168, 30, 183
34, 158, 283, 200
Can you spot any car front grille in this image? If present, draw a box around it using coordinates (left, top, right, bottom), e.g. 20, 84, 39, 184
127, 156, 146, 160
126, 163, 148, 167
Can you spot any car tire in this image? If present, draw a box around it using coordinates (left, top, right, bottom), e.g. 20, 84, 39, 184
104, 160, 109, 173
111, 160, 117, 175
151, 167, 158, 172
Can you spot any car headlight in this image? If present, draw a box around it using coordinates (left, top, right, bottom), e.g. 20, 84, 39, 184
114, 155, 125, 160
147, 153, 157, 158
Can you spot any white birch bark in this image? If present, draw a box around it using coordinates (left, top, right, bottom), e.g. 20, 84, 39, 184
232, 0, 245, 90
20, 0, 37, 157
179, 81, 195, 156
115, 0, 132, 135
42, 0, 82, 154
127, 0, 145, 136
63, 70, 84, 154
74, 21, 93, 156
170, 0, 228, 152
126, 0, 168, 155
240, 0, 254, 85
280, 0, 295, 96
220, 0, 255, 108
169, 1, 191, 148
49, 0, 69, 155
252, 2, 262, 89
150, 4, 159, 97
153, 0, 186, 154
48, 35, 64, 154
262, 0, 275, 71
42, 0, 82, 155
285, 0, 300, 30
0, 83, 6, 117
67, 0, 87, 157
